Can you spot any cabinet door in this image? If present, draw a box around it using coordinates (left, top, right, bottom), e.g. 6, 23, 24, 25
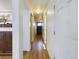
5, 32, 12, 52
0, 32, 4, 52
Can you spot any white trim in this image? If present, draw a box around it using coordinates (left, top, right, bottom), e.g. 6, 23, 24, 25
0, 10, 12, 13
12, 0, 23, 59
0, 28, 12, 31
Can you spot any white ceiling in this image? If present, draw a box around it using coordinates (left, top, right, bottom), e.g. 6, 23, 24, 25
24, 0, 54, 11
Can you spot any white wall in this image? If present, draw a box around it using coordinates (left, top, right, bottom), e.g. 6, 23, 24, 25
46, 0, 56, 59
0, 0, 12, 31
23, 8, 31, 51
47, 0, 78, 59
0, 0, 11, 11
46, 13, 55, 59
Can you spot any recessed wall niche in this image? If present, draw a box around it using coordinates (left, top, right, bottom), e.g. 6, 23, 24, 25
0, 11, 12, 55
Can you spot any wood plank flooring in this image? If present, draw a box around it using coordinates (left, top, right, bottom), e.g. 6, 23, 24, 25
0, 56, 12, 59
0, 49, 50, 59
0, 40, 50, 59
24, 49, 50, 59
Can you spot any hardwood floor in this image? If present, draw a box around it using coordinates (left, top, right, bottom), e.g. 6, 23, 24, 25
0, 40, 50, 59
24, 49, 50, 59
24, 40, 50, 59
0, 49, 50, 59
0, 56, 12, 59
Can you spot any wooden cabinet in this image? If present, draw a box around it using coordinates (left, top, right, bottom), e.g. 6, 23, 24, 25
0, 32, 12, 53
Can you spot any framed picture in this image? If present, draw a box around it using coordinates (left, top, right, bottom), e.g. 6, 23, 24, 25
0, 11, 12, 27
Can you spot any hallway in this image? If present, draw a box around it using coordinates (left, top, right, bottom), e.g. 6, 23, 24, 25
0, 0, 77, 59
